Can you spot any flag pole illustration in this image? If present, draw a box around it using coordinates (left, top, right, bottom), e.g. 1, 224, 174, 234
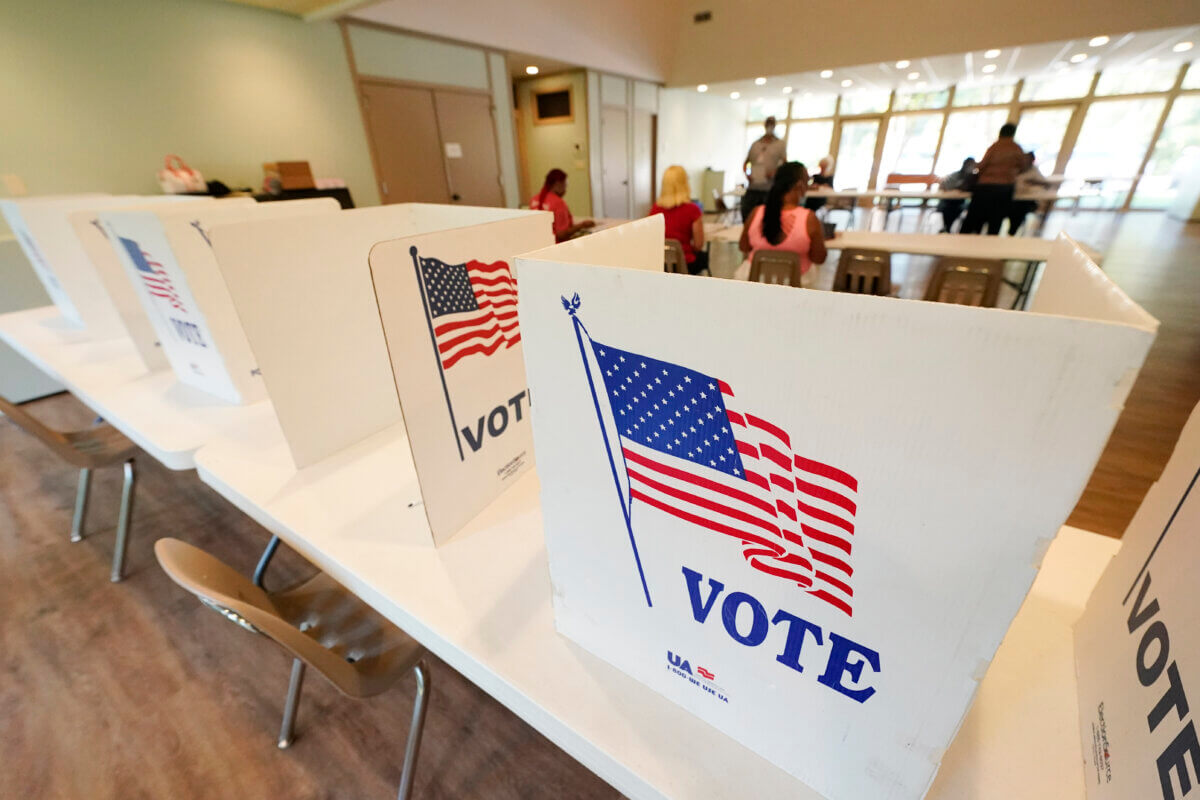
565, 293, 860, 617
410, 245, 522, 462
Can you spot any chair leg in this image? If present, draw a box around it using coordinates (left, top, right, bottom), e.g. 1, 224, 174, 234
277, 658, 306, 749
109, 460, 136, 582
397, 661, 430, 800
70, 467, 92, 542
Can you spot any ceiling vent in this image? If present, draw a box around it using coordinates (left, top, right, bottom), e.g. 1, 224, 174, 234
693, 11, 712, 23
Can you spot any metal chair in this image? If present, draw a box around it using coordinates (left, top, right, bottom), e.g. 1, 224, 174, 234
832, 248, 892, 296
711, 189, 738, 224
923, 257, 1003, 307
0, 394, 137, 582
748, 250, 803, 287
155, 537, 430, 800
664, 239, 688, 274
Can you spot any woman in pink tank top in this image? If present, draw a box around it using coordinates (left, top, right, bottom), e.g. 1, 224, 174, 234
739, 161, 828, 281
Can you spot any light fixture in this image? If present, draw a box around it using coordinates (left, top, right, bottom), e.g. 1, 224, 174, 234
754, 76, 767, 85
697, 84, 708, 92
984, 48, 1001, 59
524, 65, 539, 75
1070, 53, 1088, 63
981, 64, 997, 74
1174, 41, 1194, 53
782, 86, 793, 94
895, 59, 910, 69
907, 71, 920, 80
1088, 35, 1110, 47
730, 91, 740, 99
841, 79, 853, 87
820, 69, 833, 78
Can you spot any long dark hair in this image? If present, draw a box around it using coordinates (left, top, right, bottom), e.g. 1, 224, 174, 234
536, 168, 567, 208
761, 162, 806, 246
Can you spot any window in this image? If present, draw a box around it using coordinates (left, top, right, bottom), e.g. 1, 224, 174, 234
1183, 62, 1200, 90
1020, 71, 1093, 102
1132, 95, 1200, 208
745, 123, 787, 152
840, 90, 890, 115
1016, 107, 1074, 173
935, 108, 1011, 174
892, 88, 949, 111
748, 97, 790, 122
786, 120, 835, 167
789, 93, 837, 119
835, 120, 880, 189
953, 82, 1016, 107
878, 113, 943, 185
534, 89, 572, 123
1065, 97, 1167, 207
1095, 64, 1181, 96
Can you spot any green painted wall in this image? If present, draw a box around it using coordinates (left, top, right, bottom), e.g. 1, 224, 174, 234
0, 0, 380, 212
515, 71, 592, 217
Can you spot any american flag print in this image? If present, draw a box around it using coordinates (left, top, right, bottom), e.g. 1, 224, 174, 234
119, 237, 186, 312
592, 340, 859, 617
414, 249, 520, 370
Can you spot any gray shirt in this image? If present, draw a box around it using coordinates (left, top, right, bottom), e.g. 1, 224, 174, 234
745, 136, 787, 191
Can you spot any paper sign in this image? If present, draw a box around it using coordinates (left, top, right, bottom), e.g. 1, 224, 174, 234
368, 213, 551, 543
444, 142, 463, 159
516, 223, 1156, 800
1074, 403, 1200, 800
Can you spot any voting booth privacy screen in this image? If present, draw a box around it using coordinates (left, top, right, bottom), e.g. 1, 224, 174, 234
1075, 401, 1200, 800
369, 213, 552, 544
516, 222, 1157, 800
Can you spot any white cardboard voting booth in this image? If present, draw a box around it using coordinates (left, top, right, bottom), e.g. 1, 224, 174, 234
1075, 402, 1200, 800
1, 194, 196, 335
368, 213, 551, 543
515, 220, 1158, 800
210, 204, 552, 476
99, 199, 337, 404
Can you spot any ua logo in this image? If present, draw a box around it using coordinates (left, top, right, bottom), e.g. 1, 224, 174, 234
667, 651, 692, 674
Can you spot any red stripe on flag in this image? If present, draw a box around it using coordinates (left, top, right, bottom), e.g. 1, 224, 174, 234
622, 447, 777, 518
796, 477, 857, 515
746, 413, 792, 449
797, 499, 855, 535
795, 455, 858, 492
809, 589, 853, 617
630, 488, 794, 562
626, 467, 782, 540
810, 548, 853, 576
438, 324, 500, 354
800, 523, 852, 555
718, 380, 734, 396
815, 570, 853, 597
442, 337, 506, 369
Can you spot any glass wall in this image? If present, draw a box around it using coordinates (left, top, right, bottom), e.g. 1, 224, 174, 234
935, 108, 1010, 174
835, 121, 880, 189
786, 120, 835, 166
879, 113, 943, 184
1016, 107, 1074, 172
1133, 95, 1200, 208
1065, 97, 1167, 207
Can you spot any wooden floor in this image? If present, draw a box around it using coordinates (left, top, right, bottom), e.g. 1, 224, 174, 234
0, 210, 1195, 797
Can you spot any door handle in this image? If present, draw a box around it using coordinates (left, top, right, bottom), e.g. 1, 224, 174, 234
452, 193, 462, 201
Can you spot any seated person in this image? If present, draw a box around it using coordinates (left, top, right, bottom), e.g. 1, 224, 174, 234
937, 157, 977, 233
1009, 152, 1052, 236
737, 161, 828, 286
804, 156, 835, 211
530, 168, 594, 242
649, 165, 707, 275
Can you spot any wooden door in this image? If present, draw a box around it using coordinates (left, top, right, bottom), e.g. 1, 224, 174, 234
360, 82, 450, 204
433, 91, 505, 207
601, 106, 630, 219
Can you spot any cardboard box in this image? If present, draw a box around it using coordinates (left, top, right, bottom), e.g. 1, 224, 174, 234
516, 220, 1157, 799
263, 161, 316, 190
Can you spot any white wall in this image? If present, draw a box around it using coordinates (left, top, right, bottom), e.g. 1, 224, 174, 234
656, 88, 748, 204
349, 0, 680, 82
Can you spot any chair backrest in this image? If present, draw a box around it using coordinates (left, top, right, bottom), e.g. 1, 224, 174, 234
923, 257, 1003, 307
833, 248, 892, 296
663, 239, 688, 274
748, 249, 803, 286
0, 393, 134, 468
885, 172, 939, 190
711, 188, 729, 213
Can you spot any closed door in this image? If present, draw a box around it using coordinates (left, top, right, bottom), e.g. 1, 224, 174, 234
601, 106, 629, 218
631, 110, 654, 217
434, 91, 505, 206
361, 82, 450, 204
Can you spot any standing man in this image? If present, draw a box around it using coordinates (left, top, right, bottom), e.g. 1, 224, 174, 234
741, 116, 787, 222
961, 123, 1025, 235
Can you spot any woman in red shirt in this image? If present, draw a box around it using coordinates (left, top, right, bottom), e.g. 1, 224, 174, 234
649, 165, 707, 274
530, 168, 594, 242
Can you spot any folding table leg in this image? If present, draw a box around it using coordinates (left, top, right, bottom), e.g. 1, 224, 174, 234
397, 661, 430, 800
277, 658, 306, 749
110, 460, 136, 583
70, 468, 92, 542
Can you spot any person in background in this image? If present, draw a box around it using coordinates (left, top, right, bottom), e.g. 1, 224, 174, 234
649, 165, 708, 275
741, 116, 787, 222
1008, 151, 1052, 236
805, 155, 835, 211
937, 157, 977, 233
961, 123, 1025, 235
738, 161, 828, 287
530, 168, 594, 242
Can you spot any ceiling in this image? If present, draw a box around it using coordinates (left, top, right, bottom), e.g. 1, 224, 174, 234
697, 24, 1199, 101
505, 52, 581, 80
223, 0, 374, 21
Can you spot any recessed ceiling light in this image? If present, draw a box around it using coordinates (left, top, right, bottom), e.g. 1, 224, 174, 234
524, 65, 539, 75
981, 64, 997, 74
754, 76, 767, 85
907, 71, 920, 80
1088, 36, 1110, 47
984, 48, 1001, 59
1070, 53, 1088, 63
1174, 41, 1194, 53
841, 79, 853, 87
730, 91, 740, 99
820, 69, 833, 78
696, 84, 708, 92
782, 86, 793, 94
895, 59, 910, 69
